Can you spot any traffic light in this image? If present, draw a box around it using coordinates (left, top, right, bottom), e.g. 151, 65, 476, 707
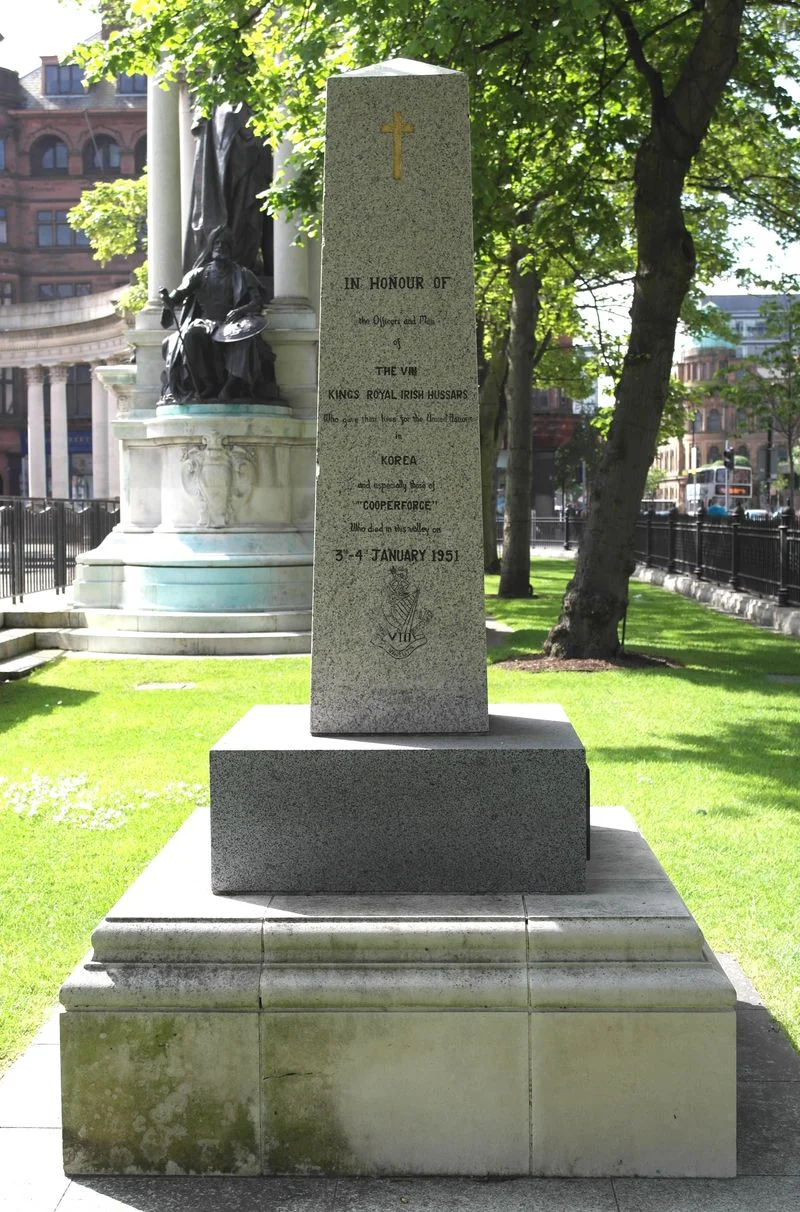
723, 446, 734, 471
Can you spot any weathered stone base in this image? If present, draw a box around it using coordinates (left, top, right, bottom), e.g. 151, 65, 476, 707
60, 805, 736, 1177
210, 704, 588, 894
71, 402, 316, 614
71, 527, 313, 614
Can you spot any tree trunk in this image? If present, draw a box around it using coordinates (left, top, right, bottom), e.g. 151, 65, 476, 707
498, 246, 541, 597
479, 332, 508, 573
544, 0, 745, 656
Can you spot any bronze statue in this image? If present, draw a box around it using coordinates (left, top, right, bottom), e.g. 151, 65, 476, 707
159, 226, 281, 404
183, 102, 271, 275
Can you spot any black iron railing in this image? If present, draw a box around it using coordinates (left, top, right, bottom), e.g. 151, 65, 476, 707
496, 512, 587, 550
494, 506, 799, 606
0, 497, 120, 603
633, 508, 800, 607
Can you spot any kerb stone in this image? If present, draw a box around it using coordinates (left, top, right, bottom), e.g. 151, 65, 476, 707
310, 59, 488, 734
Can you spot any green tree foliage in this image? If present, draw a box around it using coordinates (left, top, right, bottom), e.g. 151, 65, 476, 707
67, 173, 148, 316
79, 1, 635, 576
544, 1, 800, 657
554, 415, 604, 509
77, 2, 800, 651
591, 375, 689, 448
644, 466, 667, 500
77, 2, 636, 585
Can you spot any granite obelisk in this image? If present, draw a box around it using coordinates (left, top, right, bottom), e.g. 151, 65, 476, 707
310, 60, 488, 734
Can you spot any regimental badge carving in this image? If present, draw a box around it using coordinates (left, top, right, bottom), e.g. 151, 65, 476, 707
371, 566, 430, 659
180, 434, 257, 529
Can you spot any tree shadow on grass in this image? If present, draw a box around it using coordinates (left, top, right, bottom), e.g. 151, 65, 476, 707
490, 645, 800, 714
591, 714, 800, 816
0, 680, 97, 735
487, 564, 800, 680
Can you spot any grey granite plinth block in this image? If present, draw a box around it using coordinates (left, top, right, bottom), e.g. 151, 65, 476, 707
209, 704, 587, 894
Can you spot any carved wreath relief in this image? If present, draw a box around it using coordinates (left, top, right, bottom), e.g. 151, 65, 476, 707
180, 434, 257, 528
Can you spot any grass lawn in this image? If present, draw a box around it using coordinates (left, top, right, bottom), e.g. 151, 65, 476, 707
1, 559, 798, 1070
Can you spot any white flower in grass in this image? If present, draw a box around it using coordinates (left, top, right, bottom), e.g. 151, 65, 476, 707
1, 773, 209, 829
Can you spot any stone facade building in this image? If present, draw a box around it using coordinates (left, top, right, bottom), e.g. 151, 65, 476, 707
0, 46, 146, 497
655, 295, 789, 509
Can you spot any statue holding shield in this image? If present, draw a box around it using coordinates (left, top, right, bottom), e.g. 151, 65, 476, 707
159, 101, 280, 405
160, 225, 281, 404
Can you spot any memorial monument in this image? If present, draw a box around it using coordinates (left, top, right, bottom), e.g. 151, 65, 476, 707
208, 59, 587, 895
59, 60, 736, 1179
69, 84, 316, 646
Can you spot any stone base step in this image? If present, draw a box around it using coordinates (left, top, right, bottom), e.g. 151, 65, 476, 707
1, 607, 312, 633
0, 609, 83, 629
0, 647, 64, 679
34, 628, 310, 656
0, 605, 312, 657
82, 608, 312, 635
0, 627, 36, 661
59, 805, 737, 1178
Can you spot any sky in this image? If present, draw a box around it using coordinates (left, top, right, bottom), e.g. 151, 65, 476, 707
2, 0, 798, 297
0, 2, 100, 76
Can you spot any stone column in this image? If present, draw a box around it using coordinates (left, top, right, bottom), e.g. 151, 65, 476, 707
107, 385, 121, 499
178, 80, 195, 245
26, 366, 46, 498
266, 138, 319, 421
96, 366, 148, 523
91, 366, 109, 498
146, 65, 183, 308
129, 63, 183, 410
271, 141, 314, 314
49, 365, 70, 499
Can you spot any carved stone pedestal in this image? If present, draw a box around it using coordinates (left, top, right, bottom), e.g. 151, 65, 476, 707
72, 402, 315, 613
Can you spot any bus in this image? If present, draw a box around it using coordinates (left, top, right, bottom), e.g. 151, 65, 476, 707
685, 463, 753, 513
639, 498, 675, 515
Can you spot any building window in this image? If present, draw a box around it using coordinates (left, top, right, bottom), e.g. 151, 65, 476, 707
36, 210, 89, 247
37, 282, 93, 300
82, 135, 121, 176
1, 367, 18, 415
44, 64, 85, 95
707, 408, 722, 432
67, 363, 92, 420
0, 207, 7, 244
118, 72, 147, 94
134, 136, 147, 175
0, 281, 13, 304
0, 137, 5, 171
708, 445, 721, 463
31, 135, 69, 175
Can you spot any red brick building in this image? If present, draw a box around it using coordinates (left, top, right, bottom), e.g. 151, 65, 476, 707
655, 296, 790, 510
0, 47, 145, 496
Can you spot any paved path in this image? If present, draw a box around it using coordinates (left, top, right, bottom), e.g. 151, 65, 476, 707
1, 955, 797, 1211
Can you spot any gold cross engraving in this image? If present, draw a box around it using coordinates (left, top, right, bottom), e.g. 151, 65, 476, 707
379, 111, 415, 180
